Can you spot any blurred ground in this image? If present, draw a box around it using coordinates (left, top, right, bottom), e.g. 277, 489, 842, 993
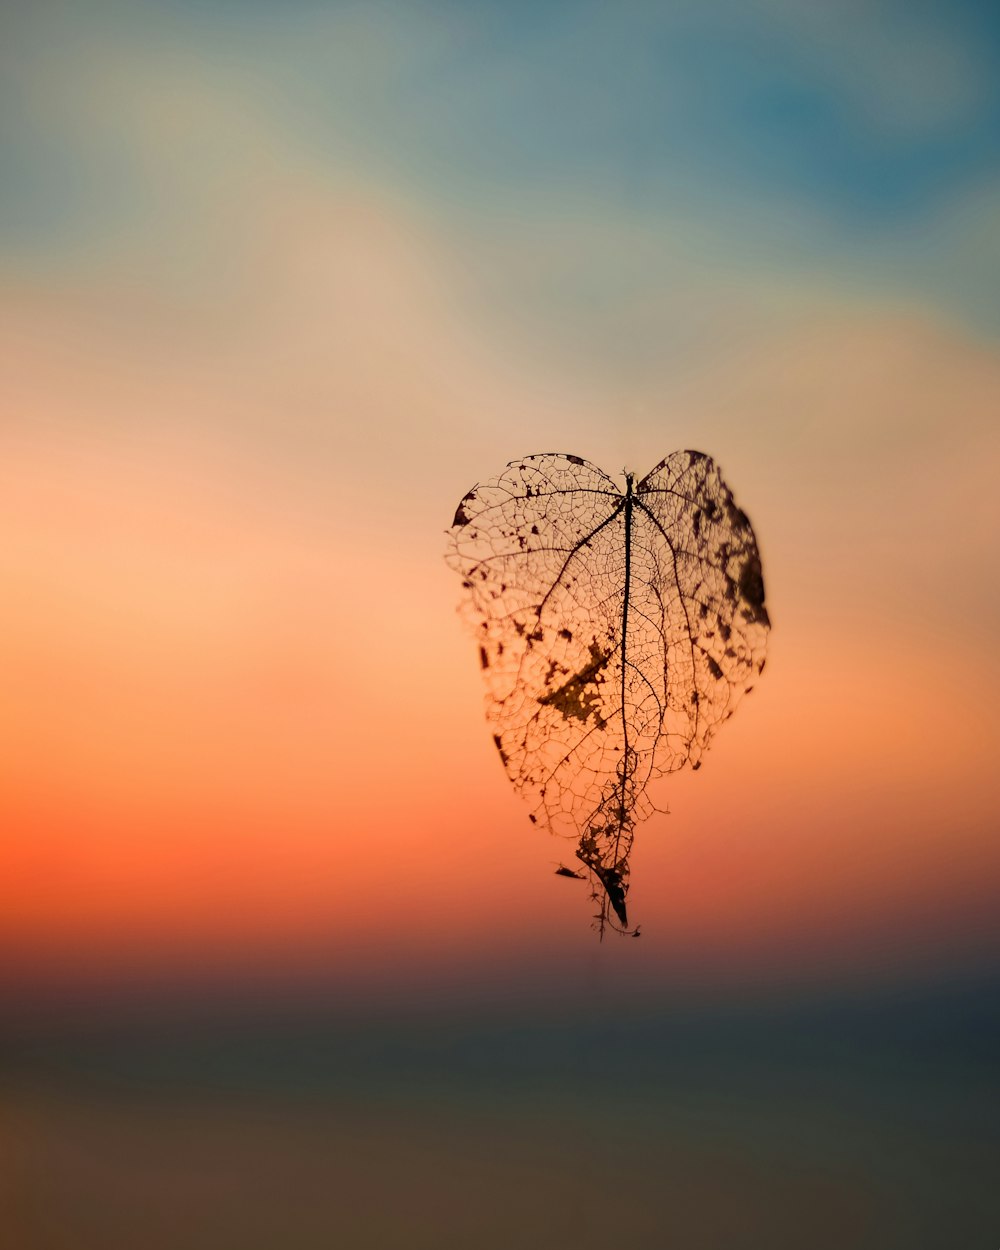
3, 971, 997, 1250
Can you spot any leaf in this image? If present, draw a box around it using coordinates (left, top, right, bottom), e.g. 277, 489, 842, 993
446, 451, 769, 935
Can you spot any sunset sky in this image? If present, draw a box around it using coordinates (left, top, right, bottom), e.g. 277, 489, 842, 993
2, 0, 999, 996
5, 7, 1000, 1247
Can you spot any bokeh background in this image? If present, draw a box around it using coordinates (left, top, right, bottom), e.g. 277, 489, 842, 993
2, 3, 999, 1247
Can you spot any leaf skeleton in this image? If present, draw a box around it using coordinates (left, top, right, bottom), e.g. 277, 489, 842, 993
445, 451, 770, 937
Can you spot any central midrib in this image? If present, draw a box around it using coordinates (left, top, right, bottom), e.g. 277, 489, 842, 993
615, 472, 634, 864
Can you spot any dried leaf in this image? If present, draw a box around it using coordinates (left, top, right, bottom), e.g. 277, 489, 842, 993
446, 451, 769, 934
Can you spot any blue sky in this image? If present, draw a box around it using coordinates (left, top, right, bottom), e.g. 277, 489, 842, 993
3, 0, 999, 343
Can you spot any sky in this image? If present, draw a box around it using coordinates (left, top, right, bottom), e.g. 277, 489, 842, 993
2, 0, 999, 989
3, 4, 1000, 1246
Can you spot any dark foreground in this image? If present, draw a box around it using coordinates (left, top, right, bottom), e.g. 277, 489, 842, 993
2, 969, 997, 1249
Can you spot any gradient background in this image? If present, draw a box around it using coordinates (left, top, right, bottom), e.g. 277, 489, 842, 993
2, 3, 999, 1247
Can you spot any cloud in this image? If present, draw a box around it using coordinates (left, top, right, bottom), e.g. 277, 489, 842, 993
747, 0, 994, 136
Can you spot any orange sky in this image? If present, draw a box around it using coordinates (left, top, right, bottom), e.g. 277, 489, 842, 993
3, 320, 998, 987
2, 14, 999, 992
